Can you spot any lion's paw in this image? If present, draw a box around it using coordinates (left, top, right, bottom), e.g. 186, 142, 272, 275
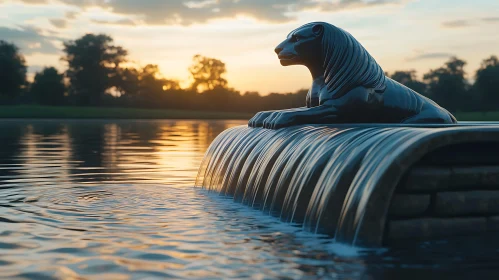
249, 111, 273, 127
263, 112, 297, 129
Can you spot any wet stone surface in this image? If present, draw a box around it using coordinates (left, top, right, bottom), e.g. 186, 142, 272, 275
435, 191, 499, 216
487, 216, 499, 231
450, 166, 499, 188
389, 194, 431, 218
402, 167, 451, 192
387, 218, 487, 241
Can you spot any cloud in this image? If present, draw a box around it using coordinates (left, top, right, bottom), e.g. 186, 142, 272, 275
17, 0, 399, 25
313, 0, 400, 11
19, 0, 47, 3
441, 17, 499, 29
441, 20, 470, 29
0, 25, 60, 55
407, 52, 454, 61
482, 17, 499, 22
91, 18, 136, 26
50, 19, 68, 28
65, 11, 79, 20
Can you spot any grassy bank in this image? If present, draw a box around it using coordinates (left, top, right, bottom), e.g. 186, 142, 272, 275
1, 105, 498, 121
0, 105, 254, 120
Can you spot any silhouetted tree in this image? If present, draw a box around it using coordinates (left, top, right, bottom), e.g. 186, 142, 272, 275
140, 65, 180, 92
389, 70, 427, 95
240, 91, 263, 112
30, 67, 66, 106
256, 90, 308, 112
113, 67, 141, 97
63, 34, 127, 106
112, 64, 181, 108
189, 55, 228, 92
0, 40, 27, 103
474, 55, 499, 111
199, 86, 241, 111
137, 64, 180, 107
423, 57, 470, 112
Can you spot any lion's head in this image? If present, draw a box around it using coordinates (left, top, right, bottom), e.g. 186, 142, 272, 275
274, 22, 323, 67
275, 22, 386, 100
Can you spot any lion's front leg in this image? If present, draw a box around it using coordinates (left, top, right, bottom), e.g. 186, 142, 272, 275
249, 107, 308, 127
249, 84, 322, 127
263, 103, 338, 129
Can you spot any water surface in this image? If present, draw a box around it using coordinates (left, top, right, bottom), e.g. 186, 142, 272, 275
0, 120, 498, 279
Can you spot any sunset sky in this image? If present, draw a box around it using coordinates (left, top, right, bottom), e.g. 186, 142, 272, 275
1, 0, 498, 94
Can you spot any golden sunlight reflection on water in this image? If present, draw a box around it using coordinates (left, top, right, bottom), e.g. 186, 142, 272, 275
12, 120, 245, 187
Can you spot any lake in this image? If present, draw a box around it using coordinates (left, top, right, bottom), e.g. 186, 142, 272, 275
1, 120, 498, 279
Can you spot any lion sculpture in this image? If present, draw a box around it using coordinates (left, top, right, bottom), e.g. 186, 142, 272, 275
248, 22, 457, 129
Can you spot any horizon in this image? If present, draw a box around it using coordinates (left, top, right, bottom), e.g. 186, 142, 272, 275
1, 0, 498, 95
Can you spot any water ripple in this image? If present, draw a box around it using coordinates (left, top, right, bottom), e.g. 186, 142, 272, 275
0, 120, 497, 279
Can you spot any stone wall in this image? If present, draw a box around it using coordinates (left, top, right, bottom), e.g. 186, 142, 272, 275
386, 165, 499, 243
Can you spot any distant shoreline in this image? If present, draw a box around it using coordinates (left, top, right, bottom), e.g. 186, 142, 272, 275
0, 105, 497, 121
0, 105, 253, 120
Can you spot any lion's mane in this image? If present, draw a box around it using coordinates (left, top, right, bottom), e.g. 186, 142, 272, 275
300, 22, 386, 99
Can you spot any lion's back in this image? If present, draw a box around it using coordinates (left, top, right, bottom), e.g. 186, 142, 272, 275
383, 78, 457, 124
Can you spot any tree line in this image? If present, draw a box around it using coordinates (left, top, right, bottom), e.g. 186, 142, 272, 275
1, 34, 498, 113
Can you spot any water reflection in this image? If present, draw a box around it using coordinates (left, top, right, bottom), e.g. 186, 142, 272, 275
0, 120, 497, 279
1, 120, 238, 188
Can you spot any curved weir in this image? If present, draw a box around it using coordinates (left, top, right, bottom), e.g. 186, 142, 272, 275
195, 123, 499, 247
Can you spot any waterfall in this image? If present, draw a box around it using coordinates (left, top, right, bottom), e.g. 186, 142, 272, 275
195, 123, 499, 247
